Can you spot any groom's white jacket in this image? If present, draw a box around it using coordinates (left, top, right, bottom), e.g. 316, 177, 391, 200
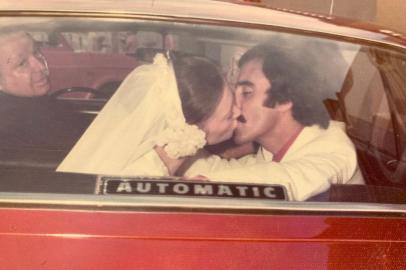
184, 121, 363, 201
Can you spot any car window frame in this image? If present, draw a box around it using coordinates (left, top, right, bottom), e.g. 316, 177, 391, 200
0, 11, 406, 216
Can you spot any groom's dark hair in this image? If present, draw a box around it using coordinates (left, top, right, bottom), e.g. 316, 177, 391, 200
173, 55, 224, 124
238, 42, 330, 129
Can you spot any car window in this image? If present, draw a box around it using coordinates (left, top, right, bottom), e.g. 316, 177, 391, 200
0, 16, 405, 209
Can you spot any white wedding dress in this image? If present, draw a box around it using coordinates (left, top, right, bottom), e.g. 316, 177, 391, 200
57, 54, 205, 176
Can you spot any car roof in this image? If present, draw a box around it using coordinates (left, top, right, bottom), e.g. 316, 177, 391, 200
1, 0, 405, 49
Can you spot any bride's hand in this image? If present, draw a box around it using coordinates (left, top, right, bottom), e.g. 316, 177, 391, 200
154, 146, 185, 176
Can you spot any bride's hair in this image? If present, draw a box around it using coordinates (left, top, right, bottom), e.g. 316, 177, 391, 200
172, 55, 224, 125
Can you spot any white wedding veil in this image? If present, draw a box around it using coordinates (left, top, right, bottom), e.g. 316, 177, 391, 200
57, 53, 205, 175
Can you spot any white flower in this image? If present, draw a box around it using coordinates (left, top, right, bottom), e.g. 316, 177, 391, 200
156, 123, 206, 159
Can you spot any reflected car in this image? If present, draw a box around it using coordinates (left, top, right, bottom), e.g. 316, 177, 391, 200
0, 0, 405, 269
40, 31, 139, 99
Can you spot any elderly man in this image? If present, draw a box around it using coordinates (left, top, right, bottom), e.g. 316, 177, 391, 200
0, 30, 87, 150
0, 31, 50, 96
183, 43, 363, 201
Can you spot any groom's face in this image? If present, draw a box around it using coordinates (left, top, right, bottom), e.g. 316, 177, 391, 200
234, 58, 280, 145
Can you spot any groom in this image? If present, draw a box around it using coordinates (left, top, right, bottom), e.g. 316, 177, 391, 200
182, 42, 363, 201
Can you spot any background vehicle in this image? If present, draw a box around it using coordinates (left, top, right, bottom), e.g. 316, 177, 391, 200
41, 31, 138, 99
0, 0, 405, 269
32, 29, 140, 99
34, 27, 179, 99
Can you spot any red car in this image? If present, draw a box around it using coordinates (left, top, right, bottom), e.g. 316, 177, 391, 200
41, 31, 139, 99
0, 0, 405, 269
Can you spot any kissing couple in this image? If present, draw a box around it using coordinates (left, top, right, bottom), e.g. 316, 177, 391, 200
58, 43, 360, 201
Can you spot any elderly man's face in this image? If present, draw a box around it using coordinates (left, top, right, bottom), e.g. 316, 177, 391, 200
0, 32, 50, 97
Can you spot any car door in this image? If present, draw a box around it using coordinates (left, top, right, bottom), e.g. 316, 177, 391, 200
0, 5, 405, 269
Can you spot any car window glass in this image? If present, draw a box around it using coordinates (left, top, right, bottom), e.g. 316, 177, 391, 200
0, 17, 405, 207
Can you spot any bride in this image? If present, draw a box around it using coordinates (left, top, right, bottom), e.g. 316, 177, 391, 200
57, 53, 240, 176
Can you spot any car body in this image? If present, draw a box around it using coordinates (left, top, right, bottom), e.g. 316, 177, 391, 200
0, 0, 405, 269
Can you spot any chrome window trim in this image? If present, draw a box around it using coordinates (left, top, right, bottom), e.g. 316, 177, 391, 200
0, 192, 405, 215
0, 10, 405, 53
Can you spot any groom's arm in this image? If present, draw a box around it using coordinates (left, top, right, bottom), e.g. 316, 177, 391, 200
180, 149, 259, 177
206, 141, 258, 159
175, 148, 255, 176
181, 126, 358, 201
184, 150, 356, 201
